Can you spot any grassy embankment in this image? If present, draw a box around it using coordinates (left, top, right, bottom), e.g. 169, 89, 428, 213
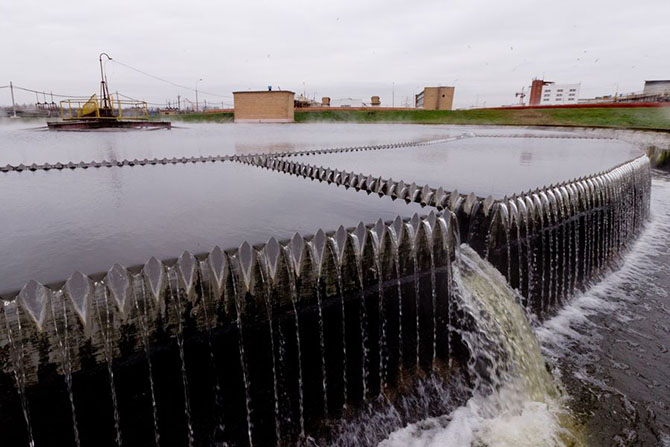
169, 107, 670, 130
166, 112, 234, 123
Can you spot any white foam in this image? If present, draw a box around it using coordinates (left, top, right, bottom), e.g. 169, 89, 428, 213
380, 383, 568, 447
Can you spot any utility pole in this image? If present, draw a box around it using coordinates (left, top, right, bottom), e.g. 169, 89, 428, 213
177, 94, 181, 111
392, 82, 395, 108
196, 78, 203, 112
10, 81, 17, 117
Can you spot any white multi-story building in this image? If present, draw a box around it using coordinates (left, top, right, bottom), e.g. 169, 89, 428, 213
540, 83, 580, 105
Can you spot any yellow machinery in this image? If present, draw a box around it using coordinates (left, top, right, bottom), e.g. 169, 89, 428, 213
59, 94, 149, 121
48, 53, 171, 130
58, 53, 149, 121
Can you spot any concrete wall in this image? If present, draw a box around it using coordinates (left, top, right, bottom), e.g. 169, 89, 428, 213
233, 91, 295, 123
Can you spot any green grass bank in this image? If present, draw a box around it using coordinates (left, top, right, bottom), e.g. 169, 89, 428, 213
168, 107, 670, 130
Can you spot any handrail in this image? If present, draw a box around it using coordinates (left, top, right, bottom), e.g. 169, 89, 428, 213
59, 98, 149, 121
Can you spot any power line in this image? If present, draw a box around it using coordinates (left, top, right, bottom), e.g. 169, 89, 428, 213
4, 82, 232, 108
116, 91, 231, 108
12, 85, 89, 99
110, 59, 233, 99
116, 92, 163, 107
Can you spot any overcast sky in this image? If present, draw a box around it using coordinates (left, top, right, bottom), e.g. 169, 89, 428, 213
1, 0, 669, 109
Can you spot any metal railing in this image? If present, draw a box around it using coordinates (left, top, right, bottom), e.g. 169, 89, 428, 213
60, 95, 149, 121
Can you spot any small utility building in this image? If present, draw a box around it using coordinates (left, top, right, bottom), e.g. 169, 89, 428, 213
415, 86, 455, 110
233, 90, 295, 123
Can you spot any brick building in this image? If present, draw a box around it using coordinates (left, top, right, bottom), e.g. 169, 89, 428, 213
415, 86, 455, 110
529, 79, 551, 106
233, 90, 295, 123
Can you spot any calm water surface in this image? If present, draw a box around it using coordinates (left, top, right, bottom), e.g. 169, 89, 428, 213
294, 136, 642, 198
0, 121, 641, 295
0, 120, 458, 165
0, 160, 426, 295
0, 120, 591, 165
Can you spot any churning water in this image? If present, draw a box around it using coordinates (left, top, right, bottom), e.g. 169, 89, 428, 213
377, 172, 670, 447
537, 171, 670, 446
379, 245, 581, 447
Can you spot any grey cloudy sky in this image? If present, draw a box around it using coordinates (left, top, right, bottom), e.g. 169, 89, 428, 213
1, 0, 669, 108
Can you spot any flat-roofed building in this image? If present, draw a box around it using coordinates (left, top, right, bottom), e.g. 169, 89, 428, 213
233, 90, 295, 123
643, 80, 670, 96
415, 86, 455, 110
539, 83, 580, 105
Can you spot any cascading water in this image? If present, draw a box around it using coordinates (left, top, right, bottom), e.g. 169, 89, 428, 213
50, 289, 81, 447
230, 265, 255, 447
167, 269, 195, 447
285, 252, 307, 440
133, 279, 161, 447
198, 270, 227, 444
536, 172, 670, 446
0, 155, 652, 447
381, 245, 583, 447
257, 259, 283, 444
95, 284, 123, 447
3, 303, 35, 447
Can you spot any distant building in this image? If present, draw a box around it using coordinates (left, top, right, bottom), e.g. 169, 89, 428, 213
415, 87, 455, 110
528, 79, 581, 106
529, 79, 551, 106
294, 94, 321, 108
579, 95, 615, 105
613, 80, 670, 103
371, 96, 381, 106
330, 98, 364, 107
539, 83, 580, 105
233, 90, 295, 123
643, 80, 670, 96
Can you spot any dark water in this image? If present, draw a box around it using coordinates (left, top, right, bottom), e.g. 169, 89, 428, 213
292, 136, 642, 198
537, 171, 670, 446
